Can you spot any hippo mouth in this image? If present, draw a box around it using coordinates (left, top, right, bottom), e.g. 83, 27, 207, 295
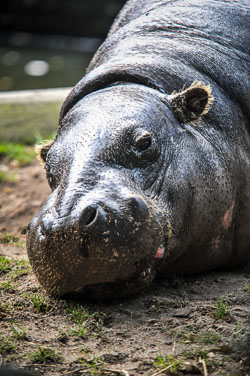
66, 241, 167, 300
27, 199, 167, 298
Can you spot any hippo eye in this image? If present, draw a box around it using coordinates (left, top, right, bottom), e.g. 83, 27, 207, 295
135, 131, 152, 152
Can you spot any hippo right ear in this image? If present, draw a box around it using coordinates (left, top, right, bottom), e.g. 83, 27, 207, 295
35, 140, 54, 165
162, 81, 213, 124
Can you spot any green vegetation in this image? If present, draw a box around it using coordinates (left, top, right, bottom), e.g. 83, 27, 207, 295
66, 304, 102, 340
13, 259, 31, 277
0, 257, 31, 291
0, 101, 60, 144
9, 322, 29, 340
242, 284, 250, 293
0, 136, 56, 181
164, 325, 221, 345
0, 233, 26, 248
154, 349, 227, 375
0, 252, 248, 375
0, 279, 19, 292
0, 334, 17, 355
79, 353, 104, 375
29, 293, 51, 313
0, 142, 36, 166
197, 331, 221, 345
28, 346, 63, 364
0, 169, 17, 182
213, 297, 230, 320
154, 354, 183, 372
67, 304, 92, 324
0, 256, 12, 275
69, 323, 88, 339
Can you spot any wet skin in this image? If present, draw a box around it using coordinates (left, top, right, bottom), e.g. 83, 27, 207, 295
27, 84, 250, 297
27, 0, 250, 298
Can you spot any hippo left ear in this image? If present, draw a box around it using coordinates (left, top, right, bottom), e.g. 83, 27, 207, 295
163, 81, 213, 124
35, 140, 54, 165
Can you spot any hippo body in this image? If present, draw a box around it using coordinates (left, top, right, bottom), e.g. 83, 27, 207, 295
27, 0, 250, 298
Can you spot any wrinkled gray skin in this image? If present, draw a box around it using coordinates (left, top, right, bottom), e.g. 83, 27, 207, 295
27, 0, 250, 299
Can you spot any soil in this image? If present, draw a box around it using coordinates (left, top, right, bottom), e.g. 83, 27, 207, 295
0, 160, 249, 376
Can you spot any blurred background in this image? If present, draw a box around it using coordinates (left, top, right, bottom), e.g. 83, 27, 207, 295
0, 0, 126, 236
0, 0, 126, 91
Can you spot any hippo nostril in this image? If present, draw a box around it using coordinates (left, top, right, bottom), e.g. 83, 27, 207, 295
80, 205, 98, 226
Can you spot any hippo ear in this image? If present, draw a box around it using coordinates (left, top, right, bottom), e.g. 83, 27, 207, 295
35, 140, 54, 165
165, 81, 213, 124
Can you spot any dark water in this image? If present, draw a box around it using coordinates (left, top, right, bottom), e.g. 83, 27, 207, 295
0, 46, 93, 91
0, 1, 125, 91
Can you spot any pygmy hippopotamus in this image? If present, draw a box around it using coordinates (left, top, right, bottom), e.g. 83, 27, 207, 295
27, 0, 250, 299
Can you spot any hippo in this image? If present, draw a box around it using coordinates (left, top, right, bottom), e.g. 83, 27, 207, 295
27, 0, 250, 299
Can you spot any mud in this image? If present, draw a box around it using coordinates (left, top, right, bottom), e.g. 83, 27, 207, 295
0, 160, 249, 375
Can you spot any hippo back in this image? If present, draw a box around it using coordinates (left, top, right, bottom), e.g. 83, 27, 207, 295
61, 0, 249, 136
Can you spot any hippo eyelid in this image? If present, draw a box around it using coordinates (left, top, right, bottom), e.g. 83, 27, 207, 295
135, 131, 152, 152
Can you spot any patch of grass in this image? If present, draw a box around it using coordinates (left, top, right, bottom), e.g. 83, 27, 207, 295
198, 330, 221, 345
9, 322, 29, 340
29, 346, 63, 364
155, 342, 233, 374
0, 256, 12, 275
0, 278, 19, 291
181, 348, 233, 374
0, 301, 12, 316
0, 233, 26, 248
29, 293, 51, 313
229, 324, 245, 342
0, 101, 60, 144
197, 348, 210, 360
173, 327, 221, 345
198, 331, 221, 345
12, 259, 31, 277
242, 284, 250, 293
69, 323, 88, 339
0, 334, 17, 355
35, 132, 56, 145
0, 142, 36, 166
67, 304, 93, 324
213, 297, 230, 320
0, 169, 18, 182
65, 304, 102, 340
1, 257, 30, 278
79, 354, 104, 375
0, 170, 7, 181
154, 354, 183, 373
0, 258, 31, 292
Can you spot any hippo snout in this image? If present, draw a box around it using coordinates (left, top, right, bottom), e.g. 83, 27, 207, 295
79, 196, 148, 229
27, 190, 164, 296
37, 194, 149, 240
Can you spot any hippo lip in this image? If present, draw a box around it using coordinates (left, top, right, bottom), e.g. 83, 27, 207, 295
73, 286, 85, 293
72, 241, 165, 294
154, 243, 165, 259
27, 197, 166, 297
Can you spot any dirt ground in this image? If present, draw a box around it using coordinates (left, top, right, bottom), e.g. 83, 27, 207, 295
0, 160, 249, 376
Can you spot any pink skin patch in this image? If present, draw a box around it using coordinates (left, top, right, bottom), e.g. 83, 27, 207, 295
155, 246, 165, 259
212, 201, 235, 248
221, 202, 234, 230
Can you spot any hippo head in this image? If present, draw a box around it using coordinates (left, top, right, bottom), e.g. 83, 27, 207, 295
27, 82, 212, 299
